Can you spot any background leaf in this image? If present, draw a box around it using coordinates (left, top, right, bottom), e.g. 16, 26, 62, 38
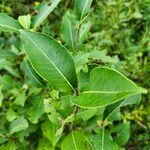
91, 127, 118, 150
9, 116, 28, 135
61, 130, 91, 150
61, 12, 78, 50
75, 0, 93, 20
0, 13, 22, 33
32, 0, 61, 29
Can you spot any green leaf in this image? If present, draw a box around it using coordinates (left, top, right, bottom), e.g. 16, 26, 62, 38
61, 130, 91, 150
0, 141, 17, 150
28, 96, 45, 124
18, 14, 31, 29
0, 85, 3, 107
72, 67, 146, 108
41, 120, 60, 146
20, 30, 77, 94
78, 22, 91, 45
104, 94, 141, 120
75, 0, 93, 20
32, 0, 61, 29
38, 138, 53, 150
121, 94, 141, 106
0, 13, 22, 33
6, 108, 18, 122
111, 122, 130, 146
9, 116, 28, 135
77, 108, 97, 121
61, 12, 78, 50
21, 60, 45, 87
14, 91, 26, 107
91, 128, 118, 150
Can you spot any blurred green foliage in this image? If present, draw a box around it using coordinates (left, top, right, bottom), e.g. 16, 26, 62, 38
0, 0, 149, 149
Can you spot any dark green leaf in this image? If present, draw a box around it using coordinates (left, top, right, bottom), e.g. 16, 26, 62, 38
20, 30, 77, 94
72, 67, 146, 108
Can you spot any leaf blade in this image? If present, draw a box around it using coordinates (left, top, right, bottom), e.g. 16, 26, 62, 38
32, 0, 61, 29
0, 13, 22, 33
72, 67, 146, 108
20, 30, 77, 94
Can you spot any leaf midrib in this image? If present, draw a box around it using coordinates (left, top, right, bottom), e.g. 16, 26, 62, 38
21, 30, 74, 91
0, 23, 19, 32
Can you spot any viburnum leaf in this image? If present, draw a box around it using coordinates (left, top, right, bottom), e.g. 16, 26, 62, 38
72, 67, 147, 108
20, 30, 77, 94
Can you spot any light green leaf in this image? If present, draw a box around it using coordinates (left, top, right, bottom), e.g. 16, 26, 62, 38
0, 141, 17, 150
61, 130, 91, 150
0, 85, 3, 107
38, 138, 53, 150
61, 12, 78, 50
9, 116, 28, 135
20, 30, 77, 94
28, 96, 45, 124
132, 11, 142, 19
14, 91, 26, 107
121, 94, 141, 106
41, 120, 60, 146
6, 108, 18, 122
18, 14, 31, 29
91, 128, 118, 150
75, 0, 93, 20
21, 60, 45, 87
77, 108, 97, 121
32, 0, 61, 29
0, 13, 22, 33
74, 51, 90, 73
72, 67, 146, 108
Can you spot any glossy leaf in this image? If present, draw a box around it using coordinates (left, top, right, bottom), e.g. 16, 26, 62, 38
61, 130, 91, 150
72, 67, 146, 108
20, 30, 77, 94
61, 12, 78, 50
32, 0, 61, 29
0, 13, 22, 33
75, 0, 93, 20
9, 116, 28, 135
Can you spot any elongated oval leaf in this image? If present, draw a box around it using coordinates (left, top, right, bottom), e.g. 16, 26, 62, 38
61, 130, 91, 150
75, 0, 93, 20
0, 13, 22, 33
72, 67, 146, 108
32, 0, 61, 29
20, 30, 77, 94
61, 12, 78, 50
